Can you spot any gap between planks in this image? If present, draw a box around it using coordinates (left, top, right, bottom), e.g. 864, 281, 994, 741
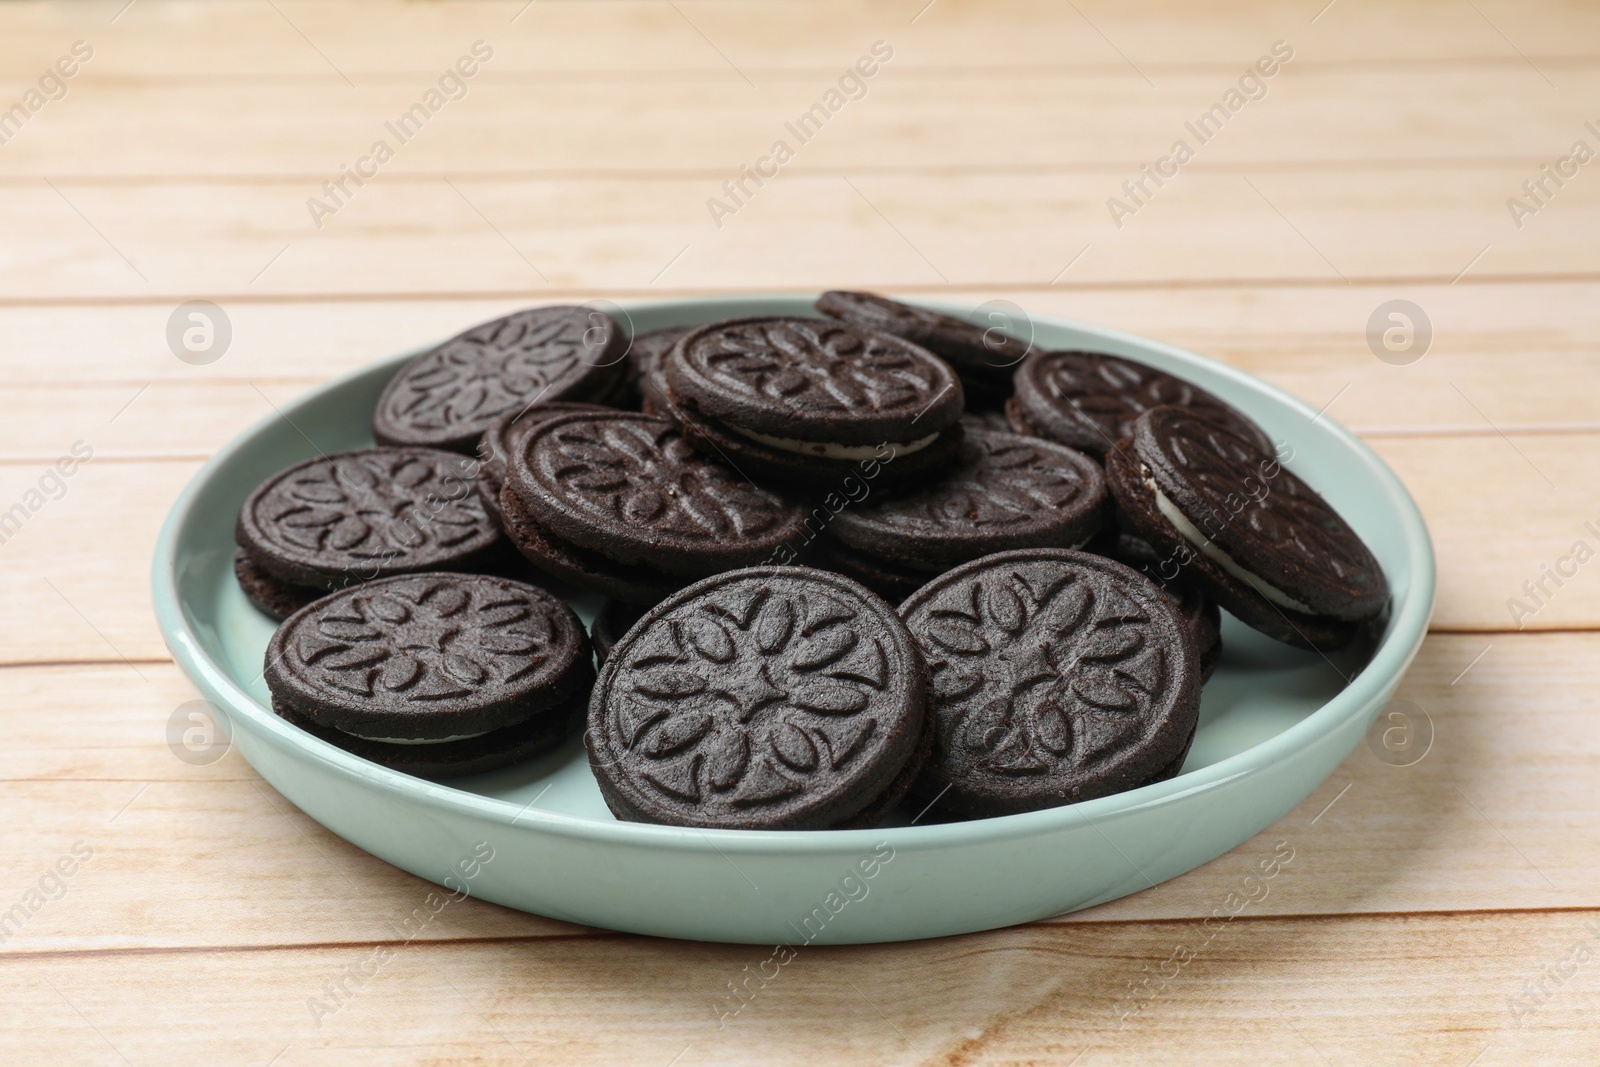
11, 54, 1600, 88
7, 272, 1600, 309
0, 157, 1587, 186
3, 905, 1597, 966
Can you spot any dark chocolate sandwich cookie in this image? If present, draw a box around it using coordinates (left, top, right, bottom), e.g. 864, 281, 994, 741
590, 600, 646, 666
233, 551, 319, 620
476, 402, 612, 528
236, 448, 505, 608
1155, 578, 1221, 683
501, 410, 808, 604
826, 430, 1106, 600
373, 305, 629, 453
630, 326, 695, 417
813, 540, 934, 607
1106, 406, 1387, 651
662, 317, 965, 486
817, 291, 1026, 408
1008, 349, 1271, 459
587, 566, 930, 830
498, 482, 681, 605
1141, 720, 1200, 786
900, 549, 1201, 818
264, 573, 593, 779
1098, 531, 1223, 682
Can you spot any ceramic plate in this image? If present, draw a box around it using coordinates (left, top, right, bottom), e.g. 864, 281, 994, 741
152, 295, 1434, 945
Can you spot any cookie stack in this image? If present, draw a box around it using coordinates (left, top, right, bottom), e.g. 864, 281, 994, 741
235, 293, 1388, 827
264, 574, 593, 779
662, 316, 967, 487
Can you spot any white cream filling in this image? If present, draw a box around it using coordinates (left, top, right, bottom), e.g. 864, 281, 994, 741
337, 729, 492, 746
729, 425, 939, 461
1142, 470, 1316, 614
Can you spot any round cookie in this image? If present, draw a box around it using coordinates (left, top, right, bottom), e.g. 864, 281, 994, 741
900, 549, 1201, 818
816, 291, 1025, 407
829, 429, 1107, 573
373, 305, 629, 453
1008, 349, 1272, 459
630, 326, 695, 417
476, 402, 614, 528
501, 410, 808, 602
1164, 579, 1223, 683
1095, 531, 1224, 682
586, 566, 931, 830
264, 573, 594, 779
237, 448, 504, 592
662, 317, 965, 486
1105, 407, 1387, 651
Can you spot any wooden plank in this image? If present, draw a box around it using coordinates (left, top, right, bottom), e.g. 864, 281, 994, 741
4, 911, 1597, 1065
4, 0, 1599, 82
2, 281, 1600, 457
1372, 434, 1600, 632
3, 66, 1598, 179
2, 166, 1597, 301
1, 284, 1596, 437
0, 459, 198, 666
0, 770, 586, 954
1, 632, 1594, 956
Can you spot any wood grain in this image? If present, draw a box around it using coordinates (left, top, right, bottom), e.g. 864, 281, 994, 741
4, 166, 1597, 301
2, 282, 1597, 442
5, 0, 1600, 81
2, 283, 1599, 456
5, 911, 1598, 1066
5, 69, 1600, 179
3, 0, 1597, 1061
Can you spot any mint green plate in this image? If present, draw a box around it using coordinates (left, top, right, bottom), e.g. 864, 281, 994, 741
151, 295, 1433, 945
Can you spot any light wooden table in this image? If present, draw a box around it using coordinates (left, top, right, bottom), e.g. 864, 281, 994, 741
4, 1, 1598, 1063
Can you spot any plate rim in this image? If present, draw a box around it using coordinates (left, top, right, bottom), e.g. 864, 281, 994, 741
151, 294, 1436, 856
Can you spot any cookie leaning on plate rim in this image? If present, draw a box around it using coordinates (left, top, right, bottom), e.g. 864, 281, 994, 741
1106, 405, 1388, 652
